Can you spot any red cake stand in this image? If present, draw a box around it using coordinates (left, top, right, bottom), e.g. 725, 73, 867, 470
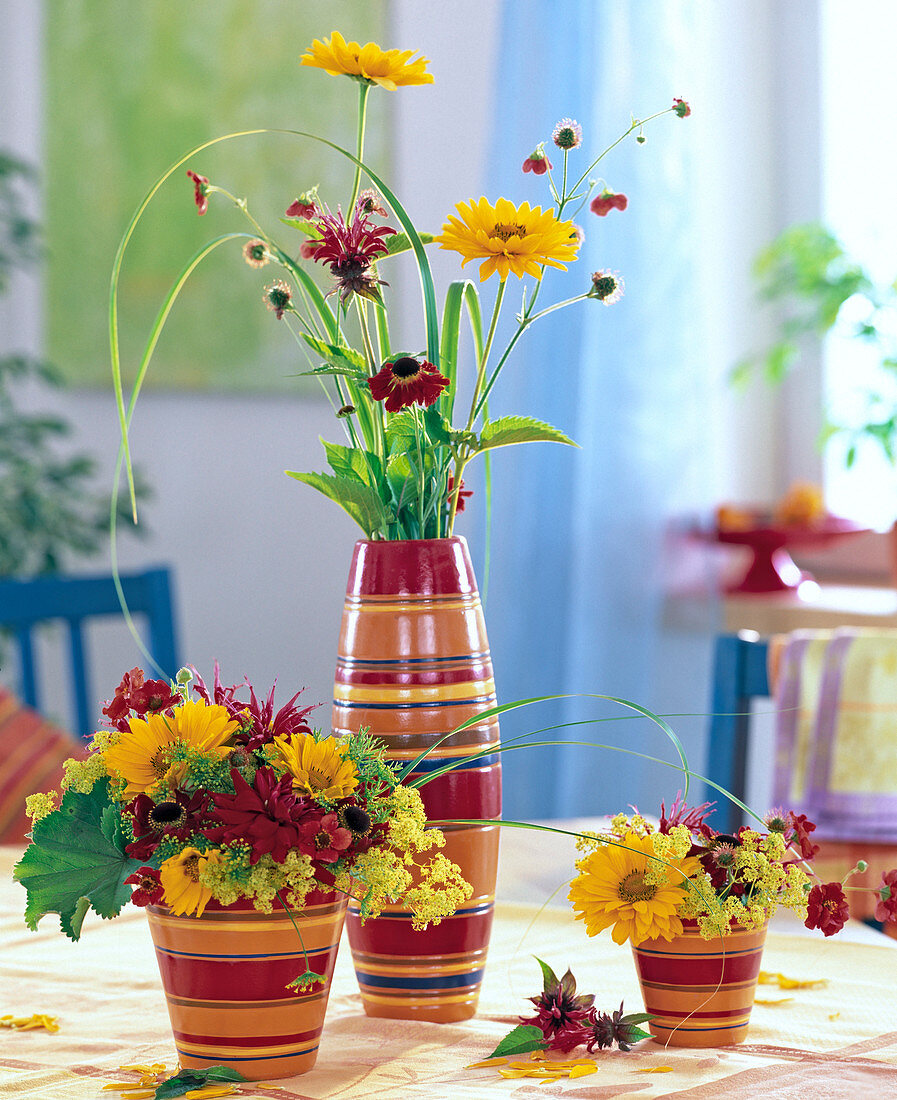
713, 514, 869, 594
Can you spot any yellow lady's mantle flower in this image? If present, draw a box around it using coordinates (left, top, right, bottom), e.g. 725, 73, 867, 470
301, 31, 433, 90
103, 699, 238, 798
437, 197, 580, 282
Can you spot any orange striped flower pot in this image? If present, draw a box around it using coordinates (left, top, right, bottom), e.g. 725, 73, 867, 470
146, 890, 347, 1080
333, 537, 501, 1022
631, 920, 768, 1047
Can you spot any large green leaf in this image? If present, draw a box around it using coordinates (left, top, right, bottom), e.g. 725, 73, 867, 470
382, 231, 435, 257
476, 415, 577, 452
299, 334, 367, 376
487, 1024, 547, 1059
285, 470, 389, 537
384, 409, 417, 455
13, 781, 142, 940
322, 439, 382, 487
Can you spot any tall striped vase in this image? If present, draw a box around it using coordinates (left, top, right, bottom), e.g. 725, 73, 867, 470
631, 920, 768, 1047
146, 890, 347, 1079
333, 537, 501, 1022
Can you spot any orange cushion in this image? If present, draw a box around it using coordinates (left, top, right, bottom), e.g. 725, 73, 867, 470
0, 685, 86, 844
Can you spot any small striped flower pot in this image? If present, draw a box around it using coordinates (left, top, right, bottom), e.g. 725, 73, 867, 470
146, 890, 347, 1080
333, 537, 501, 1022
631, 920, 768, 1047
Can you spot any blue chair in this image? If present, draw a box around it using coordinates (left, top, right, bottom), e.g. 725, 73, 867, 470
704, 632, 770, 832
0, 567, 179, 739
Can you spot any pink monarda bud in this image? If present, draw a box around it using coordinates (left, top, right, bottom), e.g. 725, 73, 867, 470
299, 240, 320, 261
673, 97, 692, 118
590, 189, 628, 217
522, 144, 553, 175
355, 188, 389, 217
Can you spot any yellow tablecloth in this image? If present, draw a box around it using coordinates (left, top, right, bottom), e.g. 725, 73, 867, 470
2, 842, 897, 1099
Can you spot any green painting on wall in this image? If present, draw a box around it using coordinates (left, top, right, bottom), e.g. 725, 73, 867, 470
44, 1, 389, 391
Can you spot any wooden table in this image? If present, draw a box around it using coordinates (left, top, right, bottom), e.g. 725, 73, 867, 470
2, 833, 896, 1098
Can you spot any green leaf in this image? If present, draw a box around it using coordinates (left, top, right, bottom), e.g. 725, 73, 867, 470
383, 230, 435, 256
13, 781, 142, 940
285, 470, 389, 538
534, 955, 559, 995
423, 404, 452, 445
620, 1012, 655, 1025
299, 333, 367, 376
476, 415, 577, 452
154, 1065, 246, 1098
384, 409, 418, 454
762, 342, 799, 384
488, 1024, 547, 1059
321, 439, 382, 487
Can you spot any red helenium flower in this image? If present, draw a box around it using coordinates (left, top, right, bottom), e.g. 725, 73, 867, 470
590, 189, 628, 216
805, 881, 850, 936
874, 869, 897, 924
102, 667, 179, 731
186, 169, 210, 215
368, 356, 450, 413
125, 866, 164, 907
447, 475, 473, 513
126, 790, 212, 860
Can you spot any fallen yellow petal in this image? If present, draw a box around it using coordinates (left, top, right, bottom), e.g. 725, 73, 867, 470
570, 1064, 599, 1078
758, 970, 827, 990
119, 1064, 169, 1075
635, 1066, 674, 1073
829, 1012, 841, 1021
498, 1069, 530, 1079
754, 998, 795, 1006
184, 1087, 238, 1099
466, 1056, 509, 1068
0, 1013, 59, 1032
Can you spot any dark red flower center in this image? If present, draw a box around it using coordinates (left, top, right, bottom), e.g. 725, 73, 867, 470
315, 830, 332, 849
149, 801, 187, 831
340, 804, 371, 836
332, 256, 371, 279
392, 356, 423, 380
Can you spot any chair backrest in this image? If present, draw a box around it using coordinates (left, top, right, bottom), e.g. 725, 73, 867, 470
0, 567, 179, 739
705, 633, 770, 832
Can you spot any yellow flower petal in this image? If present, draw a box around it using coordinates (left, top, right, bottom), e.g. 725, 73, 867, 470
300, 32, 433, 88
635, 1066, 674, 1073
570, 1064, 599, 1078
436, 197, 580, 283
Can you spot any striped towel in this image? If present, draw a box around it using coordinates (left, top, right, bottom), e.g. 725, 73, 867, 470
773, 629, 897, 840
0, 684, 85, 844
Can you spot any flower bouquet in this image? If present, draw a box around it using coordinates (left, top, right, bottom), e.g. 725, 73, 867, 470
13, 665, 471, 1078
111, 31, 691, 540
561, 798, 897, 1047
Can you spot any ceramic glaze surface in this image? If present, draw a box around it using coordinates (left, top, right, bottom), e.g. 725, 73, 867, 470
146, 891, 347, 1079
333, 537, 501, 1022
631, 920, 768, 1047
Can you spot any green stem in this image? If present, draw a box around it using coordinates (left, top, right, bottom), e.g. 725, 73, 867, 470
275, 890, 316, 987
568, 107, 675, 197
465, 280, 507, 433
349, 81, 372, 213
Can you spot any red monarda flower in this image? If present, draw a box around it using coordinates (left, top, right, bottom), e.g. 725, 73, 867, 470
209, 767, 312, 864
368, 356, 450, 413
805, 881, 850, 936
590, 189, 628, 216
186, 169, 210, 215
191, 664, 317, 750
307, 207, 396, 304
874, 869, 897, 923
125, 866, 164, 907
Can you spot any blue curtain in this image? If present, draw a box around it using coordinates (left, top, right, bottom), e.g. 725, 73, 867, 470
474, 0, 714, 819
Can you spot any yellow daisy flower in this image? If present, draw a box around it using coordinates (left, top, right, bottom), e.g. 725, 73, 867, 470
103, 698, 238, 799
300, 31, 433, 91
436, 197, 581, 282
568, 831, 701, 946
159, 847, 222, 917
273, 733, 358, 801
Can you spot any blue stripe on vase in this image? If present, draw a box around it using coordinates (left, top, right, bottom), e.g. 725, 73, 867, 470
354, 968, 485, 991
